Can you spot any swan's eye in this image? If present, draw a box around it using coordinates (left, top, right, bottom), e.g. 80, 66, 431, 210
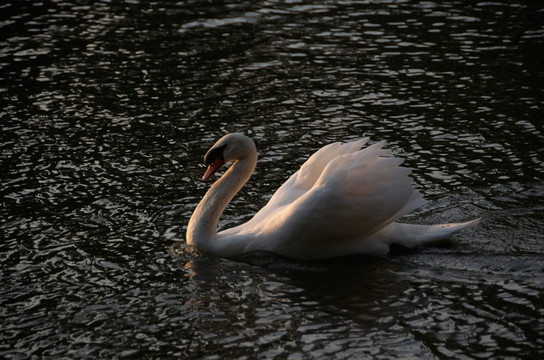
204, 144, 227, 165
205, 156, 216, 166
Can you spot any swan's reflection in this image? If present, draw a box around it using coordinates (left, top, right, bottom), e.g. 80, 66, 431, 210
181, 251, 406, 327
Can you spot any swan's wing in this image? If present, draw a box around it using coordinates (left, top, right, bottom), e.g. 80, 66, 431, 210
255, 142, 427, 255
249, 137, 370, 223
311, 141, 427, 236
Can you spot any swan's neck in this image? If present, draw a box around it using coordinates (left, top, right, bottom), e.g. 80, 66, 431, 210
187, 153, 257, 254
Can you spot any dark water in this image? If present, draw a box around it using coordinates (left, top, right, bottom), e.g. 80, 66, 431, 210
1, 0, 543, 358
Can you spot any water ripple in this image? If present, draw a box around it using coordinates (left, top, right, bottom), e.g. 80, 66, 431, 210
1, 0, 543, 358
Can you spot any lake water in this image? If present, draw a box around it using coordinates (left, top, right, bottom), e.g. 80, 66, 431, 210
1, 0, 543, 358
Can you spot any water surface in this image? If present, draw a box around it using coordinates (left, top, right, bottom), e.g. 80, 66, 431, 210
1, 1, 543, 359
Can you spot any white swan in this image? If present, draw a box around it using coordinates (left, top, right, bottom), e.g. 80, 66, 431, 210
186, 133, 479, 260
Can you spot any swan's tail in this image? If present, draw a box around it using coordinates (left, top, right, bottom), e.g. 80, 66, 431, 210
381, 218, 481, 248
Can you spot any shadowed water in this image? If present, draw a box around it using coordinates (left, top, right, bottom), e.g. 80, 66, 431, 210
1, 1, 543, 359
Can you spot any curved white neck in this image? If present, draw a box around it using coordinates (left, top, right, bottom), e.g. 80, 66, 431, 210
186, 153, 257, 255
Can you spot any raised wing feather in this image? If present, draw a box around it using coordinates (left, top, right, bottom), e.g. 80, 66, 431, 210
253, 141, 426, 257
247, 137, 369, 224
314, 142, 426, 232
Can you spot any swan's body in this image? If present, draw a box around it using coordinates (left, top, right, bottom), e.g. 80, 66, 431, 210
187, 133, 479, 260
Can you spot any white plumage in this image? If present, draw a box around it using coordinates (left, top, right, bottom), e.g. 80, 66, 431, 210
186, 133, 479, 260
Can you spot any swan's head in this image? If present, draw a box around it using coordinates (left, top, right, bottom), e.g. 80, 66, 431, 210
202, 133, 256, 181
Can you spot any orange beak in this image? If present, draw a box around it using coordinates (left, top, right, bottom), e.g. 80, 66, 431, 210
202, 156, 224, 181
